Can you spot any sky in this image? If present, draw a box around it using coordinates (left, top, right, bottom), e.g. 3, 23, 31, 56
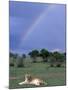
9, 1, 66, 54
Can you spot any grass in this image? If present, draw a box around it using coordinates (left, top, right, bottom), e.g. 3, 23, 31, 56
9, 58, 66, 89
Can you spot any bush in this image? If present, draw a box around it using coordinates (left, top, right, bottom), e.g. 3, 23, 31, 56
17, 64, 24, 67
50, 64, 54, 67
56, 63, 61, 67
10, 63, 14, 67
42, 59, 48, 62
32, 60, 36, 63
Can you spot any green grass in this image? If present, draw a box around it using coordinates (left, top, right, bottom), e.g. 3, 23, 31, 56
9, 59, 66, 89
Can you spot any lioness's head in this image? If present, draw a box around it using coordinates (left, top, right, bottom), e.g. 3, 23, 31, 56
25, 74, 32, 82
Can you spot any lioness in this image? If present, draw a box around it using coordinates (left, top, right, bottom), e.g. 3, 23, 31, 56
19, 74, 47, 86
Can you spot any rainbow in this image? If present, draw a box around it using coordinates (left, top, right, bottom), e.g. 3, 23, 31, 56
21, 4, 56, 43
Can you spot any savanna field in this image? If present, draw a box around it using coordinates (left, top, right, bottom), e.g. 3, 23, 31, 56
9, 57, 66, 89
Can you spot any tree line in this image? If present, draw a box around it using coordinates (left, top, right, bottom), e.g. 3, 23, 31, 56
10, 49, 66, 68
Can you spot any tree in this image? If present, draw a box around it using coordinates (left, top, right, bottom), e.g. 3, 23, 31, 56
9, 57, 14, 67
13, 53, 18, 59
48, 53, 55, 67
53, 52, 64, 62
9, 52, 18, 67
17, 55, 24, 67
28, 50, 39, 63
10, 52, 14, 58
40, 49, 50, 62
52, 52, 64, 67
22, 54, 26, 59
63, 52, 66, 62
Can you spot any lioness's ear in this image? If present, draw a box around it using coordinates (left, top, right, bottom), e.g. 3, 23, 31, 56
25, 74, 28, 78
29, 74, 31, 76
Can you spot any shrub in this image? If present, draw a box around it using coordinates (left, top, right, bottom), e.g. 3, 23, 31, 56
32, 59, 36, 63
50, 64, 54, 67
10, 63, 14, 67
17, 64, 24, 67
56, 63, 61, 67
